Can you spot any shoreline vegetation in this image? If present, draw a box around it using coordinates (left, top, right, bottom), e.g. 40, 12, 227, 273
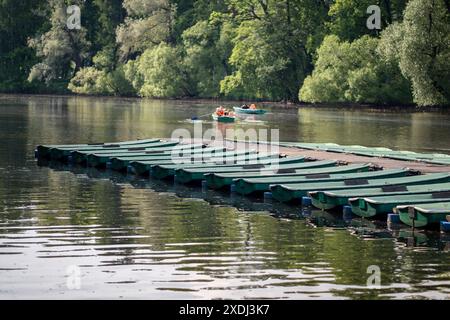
1, 0, 449, 108
4, 92, 450, 113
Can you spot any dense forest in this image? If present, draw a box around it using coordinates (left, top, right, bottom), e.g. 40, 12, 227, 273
0, 0, 449, 106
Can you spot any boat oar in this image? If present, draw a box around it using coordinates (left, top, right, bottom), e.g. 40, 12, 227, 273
191, 112, 214, 121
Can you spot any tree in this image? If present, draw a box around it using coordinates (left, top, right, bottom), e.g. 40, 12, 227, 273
0, 0, 48, 92
328, 0, 408, 41
125, 43, 191, 98
116, 0, 176, 60
91, 0, 125, 49
220, 0, 329, 101
182, 16, 233, 97
378, 0, 450, 106
28, 0, 91, 86
299, 35, 412, 104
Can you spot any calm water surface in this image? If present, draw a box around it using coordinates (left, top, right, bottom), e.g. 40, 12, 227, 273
0, 95, 449, 299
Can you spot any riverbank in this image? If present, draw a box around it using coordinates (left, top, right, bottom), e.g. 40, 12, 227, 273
2, 93, 449, 112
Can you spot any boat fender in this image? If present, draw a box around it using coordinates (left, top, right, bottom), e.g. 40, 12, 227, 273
126, 165, 133, 173
342, 206, 353, 220
230, 184, 236, 193
34, 149, 38, 158
440, 221, 450, 233
387, 213, 401, 224
301, 197, 312, 207
201, 180, 208, 189
264, 192, 273, 200
67, 155, 73, 162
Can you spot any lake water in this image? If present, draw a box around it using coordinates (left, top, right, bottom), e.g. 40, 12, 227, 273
0, 95, 449, 299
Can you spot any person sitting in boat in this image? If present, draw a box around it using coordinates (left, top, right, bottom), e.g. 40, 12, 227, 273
241, 104, 249, 109
216, 106, 225, 116
250, 104, 257, 110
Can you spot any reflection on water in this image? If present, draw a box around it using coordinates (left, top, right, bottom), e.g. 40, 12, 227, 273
0, 95, 449, 299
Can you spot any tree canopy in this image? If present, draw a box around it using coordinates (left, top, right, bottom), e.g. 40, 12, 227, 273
1, 0, 449, 106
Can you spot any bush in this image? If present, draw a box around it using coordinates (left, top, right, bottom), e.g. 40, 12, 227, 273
68, 67, 112, 95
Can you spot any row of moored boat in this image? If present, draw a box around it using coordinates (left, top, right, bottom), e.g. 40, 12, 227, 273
35, 139, 450, 231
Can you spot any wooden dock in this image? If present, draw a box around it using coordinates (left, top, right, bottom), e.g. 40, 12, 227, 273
206, 139, 450, 174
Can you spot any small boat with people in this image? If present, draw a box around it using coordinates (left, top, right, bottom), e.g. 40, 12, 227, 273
233, 103, 267, 114
212, 106, 236, 123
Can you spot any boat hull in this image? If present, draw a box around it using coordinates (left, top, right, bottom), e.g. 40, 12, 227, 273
212, 114, 235, 123
349, 193, 450, 218
233, 107, 267, 114
398, 207, 449, 228
234, 169, 408, 196
273, 173, 450, 203
204, 163, 370, 190
174, 156, 306, 184
38, 139, 161, 160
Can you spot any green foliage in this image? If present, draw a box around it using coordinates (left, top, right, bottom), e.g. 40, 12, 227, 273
93, 46, 117, 72
123, 59, 144, 94
68, 67, 111, 95
91, 0, 125, 49
378, 0, 450, 106
69, 64, 135, 96
116, 0, 176, 59
221, 20, 291, 100
107, 65, 136, 96
28, 0, 91, 84
125, 43, 190, 98
1, 0, 448, 107
300, 35, 412, 104
0, 0, 48, 92
328, 0, 408, 41
221, 0, 329, 101
182, 18, 233, 97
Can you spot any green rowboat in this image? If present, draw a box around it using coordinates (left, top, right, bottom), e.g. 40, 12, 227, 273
50, 139, 172, 161
205, 163, 370, 190
396, 202, 450, 228
150, 154, 280, 180
86, 146, 225, 169
36, 138, 161, 159
109, 148, 227, 171
70, 143, 206, 164
212, 113, 236, 123
309, 182, 450, 211
129, 150, 260, 176
235, 168, 410, 196
349, 192, 450, 218
174, 156, 307, 184
233, 107, 267, 114
271, 173, 450, 203
71, 141, 183, 166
